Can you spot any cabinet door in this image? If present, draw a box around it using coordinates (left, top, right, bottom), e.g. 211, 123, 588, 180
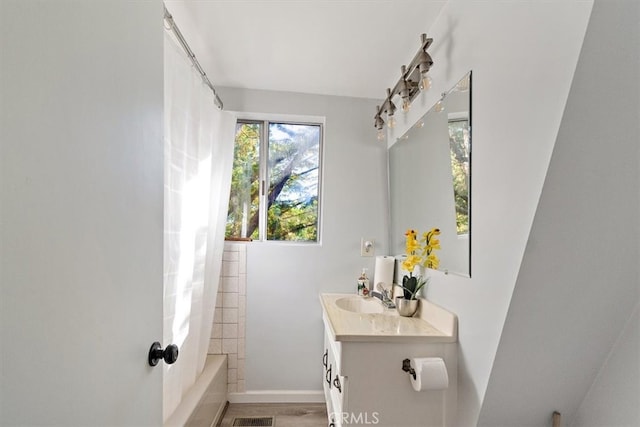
323, 329, 345, 426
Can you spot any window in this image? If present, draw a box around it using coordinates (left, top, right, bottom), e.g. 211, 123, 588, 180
226, 120, 323, 242
448, 118, 470, 235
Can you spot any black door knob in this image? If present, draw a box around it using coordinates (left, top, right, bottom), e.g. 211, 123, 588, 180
148, 342, 179, 366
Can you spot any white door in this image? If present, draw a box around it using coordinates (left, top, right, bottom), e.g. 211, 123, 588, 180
0, 1, 165, 425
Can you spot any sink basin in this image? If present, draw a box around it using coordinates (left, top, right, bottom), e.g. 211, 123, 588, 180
335, 296, 385, 314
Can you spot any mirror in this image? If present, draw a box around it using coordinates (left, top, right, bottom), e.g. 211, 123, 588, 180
389, 72, 472, 277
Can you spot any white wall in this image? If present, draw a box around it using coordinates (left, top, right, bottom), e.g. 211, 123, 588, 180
386, 2, 593, 425
479, 1, 639, 425
216, 87, 387, 394
571, 304, 639, 427
0, 1, 164, 424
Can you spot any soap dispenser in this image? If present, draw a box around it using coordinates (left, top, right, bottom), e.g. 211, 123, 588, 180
357, 268, 370, 297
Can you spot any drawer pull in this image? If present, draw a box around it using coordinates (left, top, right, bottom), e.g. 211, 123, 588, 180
326, 364, 332, 387
322, 349, 328, 368
333, 376, 342, 393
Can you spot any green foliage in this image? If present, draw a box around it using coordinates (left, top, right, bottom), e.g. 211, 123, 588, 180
401, 275, 429, 300
226, 123, 260, 239
267, 198, 318, 241
448, 120, 470, 235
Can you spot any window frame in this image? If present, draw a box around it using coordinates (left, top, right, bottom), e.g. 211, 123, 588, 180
230, 114, 325, 244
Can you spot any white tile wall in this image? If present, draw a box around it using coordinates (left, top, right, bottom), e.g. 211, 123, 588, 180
210, 242, 246, 392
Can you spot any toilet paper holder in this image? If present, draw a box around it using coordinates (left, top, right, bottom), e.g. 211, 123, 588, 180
402, 358, 416, 380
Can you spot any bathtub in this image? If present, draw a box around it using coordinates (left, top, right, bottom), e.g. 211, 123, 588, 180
164, 355, 228, 427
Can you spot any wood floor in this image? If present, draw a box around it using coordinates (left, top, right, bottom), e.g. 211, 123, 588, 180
217, 403, 327, 427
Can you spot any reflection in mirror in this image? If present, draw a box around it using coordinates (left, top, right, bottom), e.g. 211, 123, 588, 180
389, 72, 471, 277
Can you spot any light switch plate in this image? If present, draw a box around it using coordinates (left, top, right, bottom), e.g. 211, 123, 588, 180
361, 238, 375, 257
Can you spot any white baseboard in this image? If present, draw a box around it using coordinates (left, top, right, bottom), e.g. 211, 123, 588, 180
228, 390, 325, 404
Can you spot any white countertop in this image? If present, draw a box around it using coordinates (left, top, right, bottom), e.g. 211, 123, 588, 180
320, 293, 458, 343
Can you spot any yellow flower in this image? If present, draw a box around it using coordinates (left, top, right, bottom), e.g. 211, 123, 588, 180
426, 253, 439, 268
426, 238, 441, 250
404, 229, 420, 255
406, 238, 420, 253
401, 254, 421, 272
421, 228, 441, 242
403, 227, 441, 271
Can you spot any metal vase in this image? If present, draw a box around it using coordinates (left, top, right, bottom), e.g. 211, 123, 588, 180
395, 297, 419, 317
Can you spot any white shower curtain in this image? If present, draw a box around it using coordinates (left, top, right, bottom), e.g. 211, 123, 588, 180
163, 31, 235, 420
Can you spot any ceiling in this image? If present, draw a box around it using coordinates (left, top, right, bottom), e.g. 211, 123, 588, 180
165, 1, 446, 100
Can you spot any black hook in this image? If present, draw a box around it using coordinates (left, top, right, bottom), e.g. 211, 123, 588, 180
402, 358, 416, 380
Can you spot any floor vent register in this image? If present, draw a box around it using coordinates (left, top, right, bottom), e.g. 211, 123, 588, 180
231, 416, 274, 427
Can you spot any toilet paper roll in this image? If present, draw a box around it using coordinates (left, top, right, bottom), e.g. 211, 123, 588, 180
410, 357, 449, 391
373, 256, 395, 292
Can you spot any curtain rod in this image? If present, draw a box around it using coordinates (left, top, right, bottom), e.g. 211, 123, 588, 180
163, 6, 224, 110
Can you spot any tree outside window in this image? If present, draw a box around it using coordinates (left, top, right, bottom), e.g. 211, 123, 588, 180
448, 119, 469, 235
226, 120, 322, 242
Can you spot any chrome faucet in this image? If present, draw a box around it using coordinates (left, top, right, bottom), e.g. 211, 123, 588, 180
371, 284, 396, 309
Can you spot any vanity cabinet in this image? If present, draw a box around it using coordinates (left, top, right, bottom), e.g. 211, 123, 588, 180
320, 294, 458, 427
